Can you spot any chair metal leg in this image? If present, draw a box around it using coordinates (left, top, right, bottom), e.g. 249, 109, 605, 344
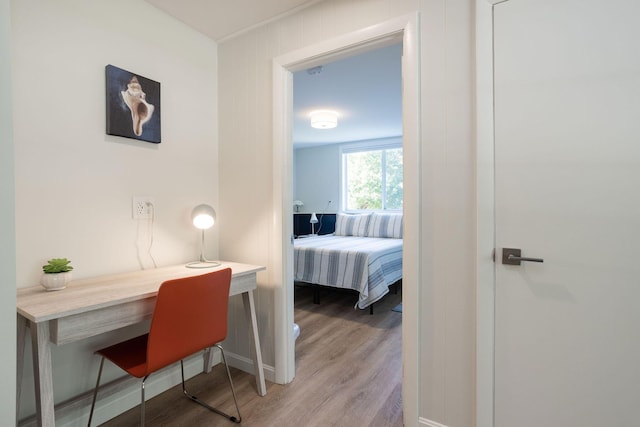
180, 345, 242, 423
217, 345, 242, 423
87, 357, 105, 427
88, 358, 150, 427
141, 375, 149, 426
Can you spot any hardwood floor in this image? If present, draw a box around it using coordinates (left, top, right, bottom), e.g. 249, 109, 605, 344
101, 285, 403, 426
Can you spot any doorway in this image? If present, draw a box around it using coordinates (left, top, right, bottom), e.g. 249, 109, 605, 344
272, 13, 421, 423
290, 43, 403, 413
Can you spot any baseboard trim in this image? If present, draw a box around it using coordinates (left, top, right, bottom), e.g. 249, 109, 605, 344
225, 350, 276, 383
19, 352, 275, 427
419, 417, 449, 427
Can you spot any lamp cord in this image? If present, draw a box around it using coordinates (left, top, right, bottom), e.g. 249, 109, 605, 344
135, 202, 158, 270
148, 203, 157, 268
135, 219, 144, 270
315, 200, 332, 235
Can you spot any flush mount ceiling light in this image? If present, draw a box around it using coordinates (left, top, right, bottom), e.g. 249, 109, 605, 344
310, 110, 338, 129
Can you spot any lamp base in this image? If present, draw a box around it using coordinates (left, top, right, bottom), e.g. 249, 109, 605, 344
186, 261, 221, 269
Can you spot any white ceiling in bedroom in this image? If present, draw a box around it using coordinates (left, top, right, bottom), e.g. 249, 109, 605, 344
292, 43, 402, 149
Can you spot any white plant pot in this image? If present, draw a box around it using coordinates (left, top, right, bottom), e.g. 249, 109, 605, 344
40, 271, 72, 291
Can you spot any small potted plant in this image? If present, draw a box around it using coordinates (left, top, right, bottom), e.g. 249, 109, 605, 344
41, 258, 73, 291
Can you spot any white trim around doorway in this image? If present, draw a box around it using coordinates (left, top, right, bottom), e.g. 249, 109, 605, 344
272, 12, 421, 425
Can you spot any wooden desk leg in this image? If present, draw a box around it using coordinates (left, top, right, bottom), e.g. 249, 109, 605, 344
16, 314, 27, 425
30, 321, 55, 427
242, 290, 266, 396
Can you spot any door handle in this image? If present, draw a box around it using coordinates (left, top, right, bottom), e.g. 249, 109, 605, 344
502, 248, 544, 265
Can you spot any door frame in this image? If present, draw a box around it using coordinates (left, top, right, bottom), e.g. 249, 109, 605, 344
272, 13, 421, 424
476, 1, 509, 427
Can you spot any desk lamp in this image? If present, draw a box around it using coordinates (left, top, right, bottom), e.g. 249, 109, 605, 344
186, 204, 221, 268
310, 212, 318, 235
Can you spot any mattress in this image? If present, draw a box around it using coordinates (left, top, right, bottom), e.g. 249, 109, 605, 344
294, 235, 403, 309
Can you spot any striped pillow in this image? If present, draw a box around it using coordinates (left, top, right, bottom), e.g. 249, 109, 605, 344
367, 213, 403, 238
335, 213, 372, 237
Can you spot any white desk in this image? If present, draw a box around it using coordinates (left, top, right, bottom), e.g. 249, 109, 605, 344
16, 262, 266, 427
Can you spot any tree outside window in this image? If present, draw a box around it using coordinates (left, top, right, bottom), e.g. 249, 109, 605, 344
342, 145, 403, 211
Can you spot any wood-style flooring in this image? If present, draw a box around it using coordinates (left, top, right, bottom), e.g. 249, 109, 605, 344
101, 284, 403, 427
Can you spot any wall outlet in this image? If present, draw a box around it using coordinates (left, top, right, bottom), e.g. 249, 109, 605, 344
132, 196, 154, 219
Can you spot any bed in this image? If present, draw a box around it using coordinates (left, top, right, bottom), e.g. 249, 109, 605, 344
294, 212, 403, 310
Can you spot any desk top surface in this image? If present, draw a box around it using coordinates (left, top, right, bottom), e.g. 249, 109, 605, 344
17, 262, 265, 323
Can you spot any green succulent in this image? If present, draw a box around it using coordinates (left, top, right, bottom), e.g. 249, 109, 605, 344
42, 258, 74, 274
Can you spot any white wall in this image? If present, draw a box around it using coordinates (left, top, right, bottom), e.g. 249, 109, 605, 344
294, 144, 340, 213
218, 1, 475, 426
12, 1, 219, 424
1, 0, 17, 424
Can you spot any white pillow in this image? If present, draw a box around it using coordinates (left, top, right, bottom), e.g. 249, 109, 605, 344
367, 213, 403, 238
334, 213, 372, 237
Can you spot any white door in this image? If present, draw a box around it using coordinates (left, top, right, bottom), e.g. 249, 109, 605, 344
494, 1, 640, 426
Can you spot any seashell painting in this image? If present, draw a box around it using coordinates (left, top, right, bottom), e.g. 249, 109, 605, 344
106, 65, 161, 143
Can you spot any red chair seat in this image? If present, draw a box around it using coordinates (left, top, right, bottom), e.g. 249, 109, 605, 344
98, 334, 149, 379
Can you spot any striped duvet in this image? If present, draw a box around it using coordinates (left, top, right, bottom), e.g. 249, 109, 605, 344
294, 235, 403, 309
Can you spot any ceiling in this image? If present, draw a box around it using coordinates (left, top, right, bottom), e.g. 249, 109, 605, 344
145, 0, 402, 149
145, 0, 321, 41
292, 43, 402, 148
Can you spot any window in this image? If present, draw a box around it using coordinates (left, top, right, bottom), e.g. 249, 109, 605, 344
341, 142, 403, 211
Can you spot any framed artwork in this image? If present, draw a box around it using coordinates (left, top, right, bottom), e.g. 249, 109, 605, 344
105, 65, 161, 143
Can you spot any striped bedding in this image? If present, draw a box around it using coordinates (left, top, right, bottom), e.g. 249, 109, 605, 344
294, 235, 403, 309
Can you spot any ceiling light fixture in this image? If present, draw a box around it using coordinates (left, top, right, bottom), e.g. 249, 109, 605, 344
310, 110, 338, 129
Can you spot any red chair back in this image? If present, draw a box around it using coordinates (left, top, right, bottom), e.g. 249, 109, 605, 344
146, 268, 232, 373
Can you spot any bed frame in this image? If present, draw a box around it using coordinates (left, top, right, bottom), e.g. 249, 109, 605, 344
293, 212, 403, 314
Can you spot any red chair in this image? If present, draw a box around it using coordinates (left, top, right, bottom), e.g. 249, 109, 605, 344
87, 268, 241, 425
